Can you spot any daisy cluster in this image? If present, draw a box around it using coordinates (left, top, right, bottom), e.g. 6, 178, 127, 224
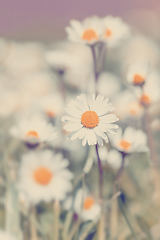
0, 14, 159, 240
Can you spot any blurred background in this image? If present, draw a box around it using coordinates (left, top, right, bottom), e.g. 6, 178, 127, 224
0, 0, 160, 42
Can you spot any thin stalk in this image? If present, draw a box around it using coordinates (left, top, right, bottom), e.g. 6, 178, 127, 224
30, 206, 38, 240
115, 153, 126, 183
95, 144, 103, 202
53, 200, 60, 240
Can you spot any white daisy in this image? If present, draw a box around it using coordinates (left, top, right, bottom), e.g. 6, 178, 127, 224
38, 94, 64, 118
137, 71, 160, 106
0, 231, 16, 240
10, 115, 57, 146
97, 146, 123, 169
102, 16, 130, 47
97, 72, 121, 99
114, 90, 144, 120
109, 127, 148, 154
64, 189, 101, 221
18, 150, 73, 204
66, 16, 104, 45
62, 94, 119, 146
126, 61, 151, 86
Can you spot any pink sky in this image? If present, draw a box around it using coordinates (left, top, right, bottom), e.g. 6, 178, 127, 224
0, 0, 159, 41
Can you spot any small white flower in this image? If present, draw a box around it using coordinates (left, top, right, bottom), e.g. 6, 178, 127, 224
114, 90, 144, 120
66, 16, 104, 45
136, 71, 160, 106
102, 16, 130, 47
97, 72, 121, 99
97, 146, 123, 169
0, 231, 16, 240
110, 127, 148, 154
10, 115, 57, 146
64, 189, 101, 221
126, 61, 151, 86
62, 94, 119, 146
18, 150, 73, 204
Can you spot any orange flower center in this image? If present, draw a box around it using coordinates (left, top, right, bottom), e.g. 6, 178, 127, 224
133, 74, 145, 85
84, 197, 95, 210
105, 29, 112, 37
33, 167, 53, 185
82, 29, 98, 42
46, 110, 55, 118
26, 130, 39, 138
81, 111, 99, 128
129, 102, 142, 115
140, 94, 150, 105
119, 139, 131, 151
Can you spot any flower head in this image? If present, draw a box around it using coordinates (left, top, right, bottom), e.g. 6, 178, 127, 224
62, 94, 119, 146
10, 115, 57, 146
18, 150, 73, 204
102, 16, 130, 47
110, 127, 148, 154
66, 16, 104, 45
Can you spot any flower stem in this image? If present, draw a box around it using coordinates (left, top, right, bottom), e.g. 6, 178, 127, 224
115, 153, 126, 183
95, 144, 103, 201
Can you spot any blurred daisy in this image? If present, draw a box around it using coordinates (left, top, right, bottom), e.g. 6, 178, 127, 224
126, 61, 150, 86
114, 90, 144, 120
38, 94, 64, 118
97, 146, 123, 169
110, 127, 148, 154
65, 189, 101, 221
10, 115, 57, 146
66, 16, 104, 45
0, 231, 16, 240
137, 71, 160, 106
18, 150, 73, 204
97, 72, 121, 99
102, 16, 130, 47
62, 94, 119, 146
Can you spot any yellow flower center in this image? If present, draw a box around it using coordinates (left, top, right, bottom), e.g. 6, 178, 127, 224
133, 74, 145, 85
81, 111, 99, 128
105, 29, 112, 37
82, 29, 98, 42
33, 167, 53, 185
140, 94, 150, 105
26, 130, 39, 138
84, 197, 95, 210
119, 139, 131, 151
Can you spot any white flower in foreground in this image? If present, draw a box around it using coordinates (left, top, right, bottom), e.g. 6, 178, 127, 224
137, 71, 160, 106
126, 61, 151, 86
97, 146, 123, 169
102, 16, 130, 47
114, 90, 144, 120
64, 189, 101, 221
66, 16, 104, 45
62, 94, 119, 146
110, 127, 148, 154
97, 72, 121, 99
0, 231, 16, 240
10, 116, 57, 146
18, 150, 73, 204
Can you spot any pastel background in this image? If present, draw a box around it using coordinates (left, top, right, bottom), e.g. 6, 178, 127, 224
0, 0, 159, 41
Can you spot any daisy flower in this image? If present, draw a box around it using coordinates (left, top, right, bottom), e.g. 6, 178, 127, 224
102, 16, 130, 47
18, 150, 73, 204
109, 127, 148, 154
62, 94, 119, 146
114, 90, 144, 120
66, 16, 104, 45
126, 61, 151, 86
0, 231, 16, 240
97, 72, 121, 99
137, 71, 160, 106
10, 115, 57, 147
64, 189, 101, 221
97, 146, 123, 169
